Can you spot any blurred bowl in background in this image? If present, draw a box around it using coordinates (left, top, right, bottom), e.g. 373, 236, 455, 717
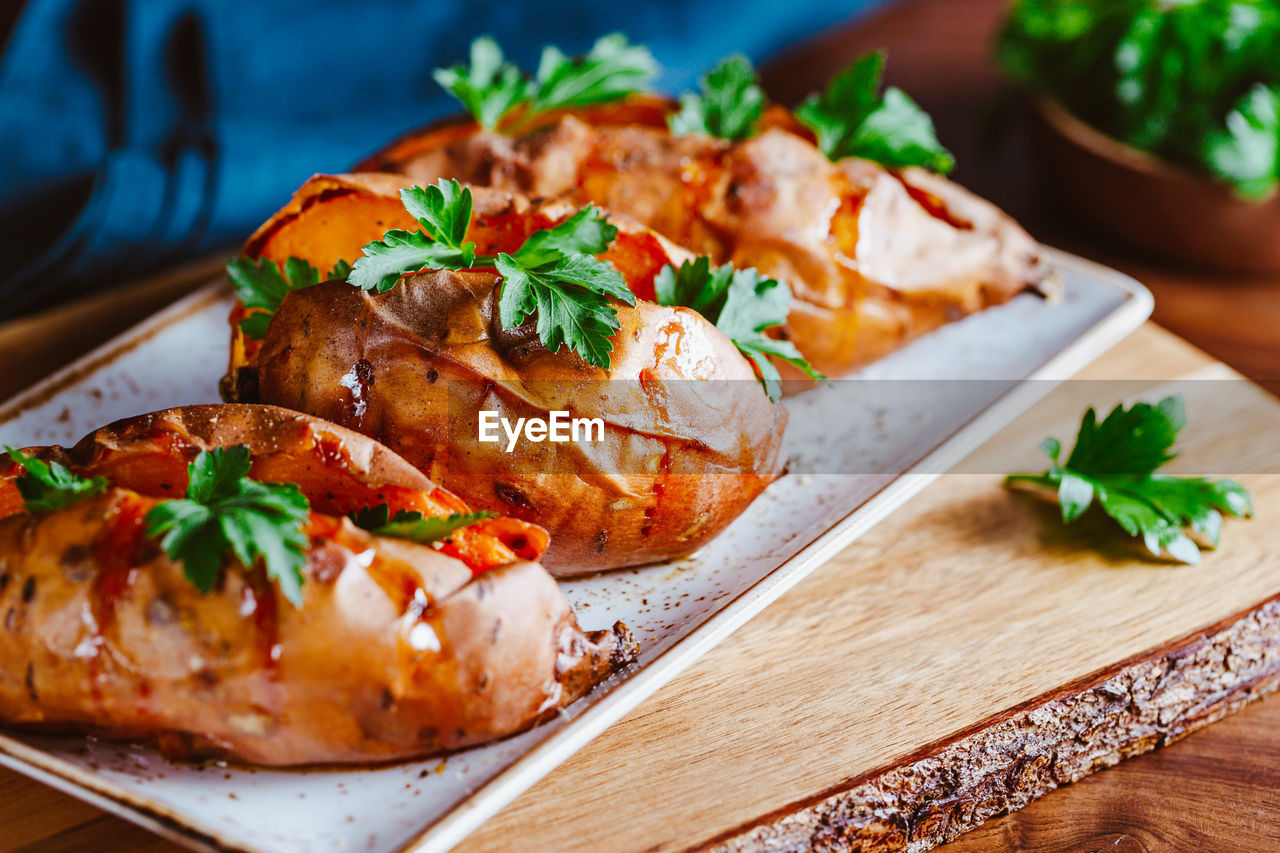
1029, 95, 1280, 275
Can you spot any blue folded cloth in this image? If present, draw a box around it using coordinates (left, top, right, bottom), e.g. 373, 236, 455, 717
0, 0, 884, 318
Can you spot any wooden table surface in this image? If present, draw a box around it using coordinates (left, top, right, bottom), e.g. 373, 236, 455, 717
3, 1, 1280, 850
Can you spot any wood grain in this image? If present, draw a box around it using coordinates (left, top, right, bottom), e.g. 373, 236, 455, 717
0, 257, 220, 401
943, 686, 1280, 852
758, 2, 1280, 847
707, 597, 1280, 852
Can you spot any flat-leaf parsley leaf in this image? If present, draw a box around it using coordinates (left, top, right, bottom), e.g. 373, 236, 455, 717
144, 446, 312, 605
350, 184, 635, 368
494, 205, 634, 369
350, 503, 495, 546
4, 446, 108, 513
348, 180, 478, 293
654, 257, 823, 400
529, 34, 659, 116
668, 55, 764, 142
228, 256, 350, 340
1204, 84, 1280, 201
796, 50, 954, 172
1006, 395, 1253, 564
435, 34, 656, 132
433, 37, 531, 131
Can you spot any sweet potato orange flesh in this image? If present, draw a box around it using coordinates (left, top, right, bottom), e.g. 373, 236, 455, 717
247, 188, 418, 272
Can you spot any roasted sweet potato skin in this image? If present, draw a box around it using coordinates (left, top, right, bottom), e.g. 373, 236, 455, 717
221, 174, 683, 400
0, 405, 621, 764
224, 173, 422, 393
230, 185, 787, 573
256, 269, 787, 574
0, 489, 620, 765
0, 404, 548, 573
360, 96, 1055, 378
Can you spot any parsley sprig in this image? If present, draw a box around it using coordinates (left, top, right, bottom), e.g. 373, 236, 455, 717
796, 51, 954, 173
669, 55, 765, 142
435, 36, 954, 173
144, 446, 311, 606
348, 181, 477, 293
495, 207, 633, 369
661, 49, 952, 172
434, 34, 657, 132
530, 34, 659, 115
228, 256, 351, 340
349, 179, 635, 368
4, 446, 108, 512
350, 503, 495, 545
433, 37, 530, 131
1007, 395, 1253, 564
654, 258, 823, 401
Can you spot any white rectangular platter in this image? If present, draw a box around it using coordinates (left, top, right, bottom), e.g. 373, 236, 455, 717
0, 247, 1150, 853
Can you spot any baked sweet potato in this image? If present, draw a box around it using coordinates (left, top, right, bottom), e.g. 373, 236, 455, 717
223, 173, 420, 396
0, 405, 623, 766
0, 403, 546, 574
236, 184, 788, 573
221, 172, 682, 401
359, 94, 1056, 377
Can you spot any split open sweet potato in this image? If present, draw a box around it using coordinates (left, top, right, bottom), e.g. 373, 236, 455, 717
0, 405, 623, 765
225, 178, 788, 573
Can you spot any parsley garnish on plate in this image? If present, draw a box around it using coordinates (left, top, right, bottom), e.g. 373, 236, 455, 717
494, 207, 634, 369
668, 55, 765, 142
1006, 395, 1253, 564
4, 446, 108, 512
654, 257, 823, 401
227, 256, 350, 340
796, 51, 954, 173
434, 34, 657, 132
349, 179, 635, 369
347, 181, 477, 292
350, 503, 495, 545
144, 446, 311, 606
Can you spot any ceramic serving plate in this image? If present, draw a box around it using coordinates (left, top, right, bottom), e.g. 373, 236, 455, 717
0, 248, 1150, 853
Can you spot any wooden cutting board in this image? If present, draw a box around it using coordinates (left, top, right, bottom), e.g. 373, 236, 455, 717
1, 293, 1277, 851
448, 326, 1280, 853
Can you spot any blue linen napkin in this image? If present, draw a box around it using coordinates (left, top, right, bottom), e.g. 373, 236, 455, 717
0, 0, 883, 317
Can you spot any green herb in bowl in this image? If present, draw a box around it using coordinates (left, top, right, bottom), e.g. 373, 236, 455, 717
998, 0, 1280, 199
